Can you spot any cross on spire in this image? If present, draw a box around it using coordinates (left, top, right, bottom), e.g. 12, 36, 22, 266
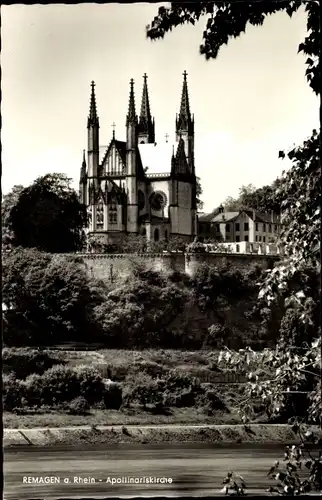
165, 133, 169, 143
88, 80, 99, 127
183, 70, 188, 80
111, 122, 116, 138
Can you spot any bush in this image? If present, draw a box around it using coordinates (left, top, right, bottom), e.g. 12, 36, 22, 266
122, 373, 164, 409
11, 364, 106, 409
74, 365, 105, 404
2, 374, 24, 410
41, 364, 80, 404
68, 396, 90, 415
2, 348, 62, 379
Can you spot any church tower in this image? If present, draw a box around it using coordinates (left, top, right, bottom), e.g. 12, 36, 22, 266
125, 79, 138, 234
137, 73, 155, 144
176, 71, 195, 175
87, 81, 100, 231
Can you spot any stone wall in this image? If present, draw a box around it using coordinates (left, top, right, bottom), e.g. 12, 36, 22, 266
185, 252, 279, 277
72, 251, 279, 282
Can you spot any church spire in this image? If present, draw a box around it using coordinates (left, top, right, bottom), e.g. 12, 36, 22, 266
138, 73, 155, 143
87, 81, 99, 128
126, 78, 137, 125
176, 70, 191, 131
140, 74, 151, 122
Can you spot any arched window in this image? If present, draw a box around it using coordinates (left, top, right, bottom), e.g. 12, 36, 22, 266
154, 228, 159, 242
96, 204, 104, 229
109, 202, 118, 224
236, 244, 240, 253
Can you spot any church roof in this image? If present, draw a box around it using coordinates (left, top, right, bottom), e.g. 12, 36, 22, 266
138, 142, 173, 176
100, 139, 126, 168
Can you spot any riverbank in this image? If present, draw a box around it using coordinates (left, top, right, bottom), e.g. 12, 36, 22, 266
4, 423, 321, 448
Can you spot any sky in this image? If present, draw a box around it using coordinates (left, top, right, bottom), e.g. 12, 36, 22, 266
1, 3, 319, 213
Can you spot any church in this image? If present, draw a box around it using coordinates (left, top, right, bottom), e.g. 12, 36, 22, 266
79, 72, 197, 248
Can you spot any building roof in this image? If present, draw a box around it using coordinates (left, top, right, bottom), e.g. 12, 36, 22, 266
138, 142, 173, 175
198, 211, 219, 222
248, 211, 280, 224
99, 139, 127, 169
212, 211, 240, 223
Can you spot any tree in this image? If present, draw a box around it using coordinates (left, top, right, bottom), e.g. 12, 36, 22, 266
4, 173, 87, 253
2, 248, 102, 346
196, 176, 204, 210
222, 181, 283, 214
146, 1, 319, 95
2, 184, 25, 250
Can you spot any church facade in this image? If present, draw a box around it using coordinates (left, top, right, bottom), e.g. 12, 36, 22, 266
79, 72, 197, 247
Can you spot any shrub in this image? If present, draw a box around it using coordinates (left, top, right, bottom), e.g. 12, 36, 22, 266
74, 365, 105, 404
122, 373, 164, 409
68, 396, 90, 415
2, 374, 24, 410
2, 348, 62, 379
41, 364, 80, 404
162, 370, 202, 408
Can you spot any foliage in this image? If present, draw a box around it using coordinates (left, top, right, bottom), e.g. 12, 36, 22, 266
219, 340, 321, 424
2, 374, 25, 411
86, 233, 188, 254
2, 248, 102, 346
266, 428, 322, 495
93, 268, 190, 348
222, 181, 283, 214
146, 1, 320, 95
4, 364, 106, 408
2, 348, 62, 379
73, 365, 106, 405
191, 260, 262, 312
3, 173, 87, 252
67, 396, 90, 415
196, 176, 204, 210
2, 184, 24, 251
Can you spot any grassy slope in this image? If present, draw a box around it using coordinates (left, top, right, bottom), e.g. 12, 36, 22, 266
4, 348, 268, 429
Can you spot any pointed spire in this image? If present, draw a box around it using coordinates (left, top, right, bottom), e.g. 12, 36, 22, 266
139, 73, 152, 123
126, 78, 137, 124
80, 150, 87, 180
176, 70, 192, 132
88, 81, 99, 128
138, 74, 155, 143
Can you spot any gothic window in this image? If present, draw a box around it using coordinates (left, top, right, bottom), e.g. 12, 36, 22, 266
150, 191, 166, 211
96, 204, 104, 229
109, 202, 118, 224
154, 228, 160, 242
